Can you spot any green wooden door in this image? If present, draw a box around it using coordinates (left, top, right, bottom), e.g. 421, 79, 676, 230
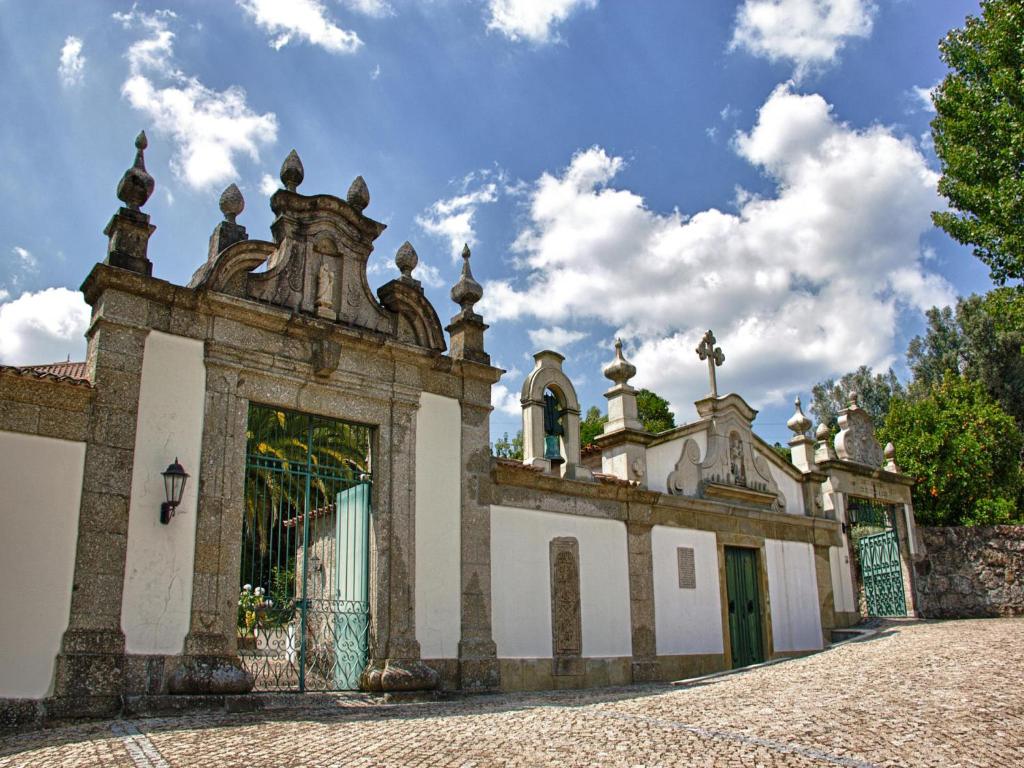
725, 547, 765, 668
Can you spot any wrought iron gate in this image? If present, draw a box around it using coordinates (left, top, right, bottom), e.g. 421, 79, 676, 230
238, 405, 372, 691
849, 499, 907, 618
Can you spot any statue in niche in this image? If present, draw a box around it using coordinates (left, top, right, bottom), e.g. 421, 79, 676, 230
729, 431, 746, 486
552, 550, 582, 657
543, 390, 565, 465
315, 259, 337, 320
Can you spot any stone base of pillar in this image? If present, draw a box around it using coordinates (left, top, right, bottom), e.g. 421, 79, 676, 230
631, 660, 660, 684
167, 656, 254, 695
458, 657, 500, 691
361, 659, 440, 692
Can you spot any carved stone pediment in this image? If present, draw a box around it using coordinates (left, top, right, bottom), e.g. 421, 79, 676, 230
377, 277, 446, 352
666, 394, 785, 512
834, 400, 884, 467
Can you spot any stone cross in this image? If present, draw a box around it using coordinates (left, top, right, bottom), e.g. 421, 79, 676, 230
695, 329, 725, 398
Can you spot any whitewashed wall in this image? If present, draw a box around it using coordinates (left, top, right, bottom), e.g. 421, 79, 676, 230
651, 526, 723, 655
0, 432, 85, 697
765, 460, 805, 516
121, 332, 206, 655
829, 545, 856, 613
646, 431, 707, 495
491, 506, 631, 658
765, 539, 823, 652
414, 392, 462, 659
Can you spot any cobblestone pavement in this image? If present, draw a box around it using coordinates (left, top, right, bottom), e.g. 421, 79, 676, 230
3, 619, 1022, 767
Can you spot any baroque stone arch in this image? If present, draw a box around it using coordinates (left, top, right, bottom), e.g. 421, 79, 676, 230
520, 351, 591, 480
377, 278, 446, 352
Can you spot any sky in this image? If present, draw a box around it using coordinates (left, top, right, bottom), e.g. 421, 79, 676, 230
0, 0, 996, 446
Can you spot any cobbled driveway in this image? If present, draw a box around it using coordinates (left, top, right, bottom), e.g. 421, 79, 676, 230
3, 619, 1022, 767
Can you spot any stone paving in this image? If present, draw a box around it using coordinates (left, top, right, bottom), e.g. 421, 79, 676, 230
2, 619, 1022, 767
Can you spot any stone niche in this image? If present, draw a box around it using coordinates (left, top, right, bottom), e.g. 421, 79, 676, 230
666, 394, 785, 512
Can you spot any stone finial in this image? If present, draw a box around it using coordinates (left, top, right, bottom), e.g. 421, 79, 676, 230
814, 421, 838, 463
849, 390, 860, 408
116, 131, 155, 211
786, 397, 812, 437
816, 421, 830, 441
347, 175, 370, 212
603, 339, 637, 387
451, 244, 483, 313
884, 441, 899, 472
395, 241, 418, 280
219, 183, 244, 224
280, 149, 304, 192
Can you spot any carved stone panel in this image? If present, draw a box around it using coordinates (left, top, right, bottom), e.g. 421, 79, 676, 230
549, 537, 583, 676
677, 547, 696, 589
835, 405, 884, 467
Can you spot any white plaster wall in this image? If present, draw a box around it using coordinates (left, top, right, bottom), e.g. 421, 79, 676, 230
765, 460, 805, 516
646, 431, 707, 495
0, 432, 85, 697
491, 506, 631, 658
121, 332, 206, 655
829, 545, 856, 613
651, 526, 723, 655
414, 392, 462, 659
765, 539, 823, 652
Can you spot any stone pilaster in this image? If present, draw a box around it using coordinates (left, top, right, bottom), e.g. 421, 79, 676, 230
52, 294, 150, 717
626, 520, 658, 682
597, 340, 650, 485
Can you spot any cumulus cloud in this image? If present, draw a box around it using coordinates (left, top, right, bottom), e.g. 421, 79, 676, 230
731, 0, 876, 78
417, 171, 503, 260
487, 0, 598, 44
115, 8, 278, 191
0, 288, 90, 367
58, 36, 86, 87
342, 0, 394, 18
260, 173, 279, 196
910, 83, 938, 114
238, 0, 362, 53
480, 84, 949, 419
527, 325, 587, 351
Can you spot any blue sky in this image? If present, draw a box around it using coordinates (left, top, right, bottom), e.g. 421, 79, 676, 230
0, 0, 994, 445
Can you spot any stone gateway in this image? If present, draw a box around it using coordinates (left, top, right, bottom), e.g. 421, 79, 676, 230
0, 137, 925, 728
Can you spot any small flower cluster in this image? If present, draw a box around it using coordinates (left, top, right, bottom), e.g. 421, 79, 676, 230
238, 583, 274, 612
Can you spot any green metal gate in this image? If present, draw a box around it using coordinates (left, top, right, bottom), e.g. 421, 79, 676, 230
724, 547, 764, 668
849, 499, 907, 618
238, 405, 372, 691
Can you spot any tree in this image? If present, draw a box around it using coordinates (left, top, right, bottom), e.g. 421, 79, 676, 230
931, 0, 1024, 283
881, 375, 1023, 526
636, 388, 675, 434
492, 431, 524, 460
810, 366, 904, 430
906, 288, 1024, 427
579, 406, 607, 446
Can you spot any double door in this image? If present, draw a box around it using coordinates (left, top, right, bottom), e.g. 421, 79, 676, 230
725, 546, 765, 668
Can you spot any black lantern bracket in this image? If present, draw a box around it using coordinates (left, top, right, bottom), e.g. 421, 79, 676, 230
160, 457, 190, 525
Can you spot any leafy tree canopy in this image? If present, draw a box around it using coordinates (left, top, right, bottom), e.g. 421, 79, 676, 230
810, 366, 905, 431
932, 0, 1024, 283
880, 375, 1023, 526
580, 406, 606, 446
636, 388, 676, 434
492, 431, 523, 460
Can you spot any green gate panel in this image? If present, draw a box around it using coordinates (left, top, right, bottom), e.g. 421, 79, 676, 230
858, 530, 906, 617
725, 547, 764, 668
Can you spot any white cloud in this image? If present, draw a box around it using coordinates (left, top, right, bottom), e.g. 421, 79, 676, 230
491, 381, 522, 416
0, 288, 90, 366
343, 0, 394, 18
527, 325, 587, 350
487, 0, 598, 44
480, 84, 948, 420
58, 35, 86, 87
370, 63, 382, 80
731, 0, 876, 78
115, 9, 278, 191
238, 0, 362, 53
260, 173, 279, 196
911, 83, 938, 114
417, 173, 502, 260
12, 246, 37, 271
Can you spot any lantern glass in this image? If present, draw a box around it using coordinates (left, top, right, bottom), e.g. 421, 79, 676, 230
162, 459, 189, 507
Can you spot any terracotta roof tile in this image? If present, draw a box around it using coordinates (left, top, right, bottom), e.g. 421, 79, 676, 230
2, 361, 91, 386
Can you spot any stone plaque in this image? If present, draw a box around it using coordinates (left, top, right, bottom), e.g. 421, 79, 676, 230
677, 547, 696, 589
549, 537, 583, 676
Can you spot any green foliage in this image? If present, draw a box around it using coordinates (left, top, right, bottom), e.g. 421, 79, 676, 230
880, 375, 1023, 526
492, 431, 524, 460
906, 288, 1024, 427
810, 366, 904, 430
931, 0, 1024, 283
579, 406, 607, 446
636, 388, 676, 434
771, 443, 792, 462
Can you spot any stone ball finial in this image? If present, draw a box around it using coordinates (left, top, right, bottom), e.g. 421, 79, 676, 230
884, 441, 895, 461
849, 390, 860, 408
219, 183, 244, 224
787, 396, 812, 436
280, 149, 304, 192
602, 338, 637, 387
116, 130, 155, 211
815, 421, 830, 441
451, 243, 483, 312
395, 241, 418, 279
347, 175, 370, 213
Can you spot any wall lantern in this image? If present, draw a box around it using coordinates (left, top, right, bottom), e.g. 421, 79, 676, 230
160, 458, 190, 525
